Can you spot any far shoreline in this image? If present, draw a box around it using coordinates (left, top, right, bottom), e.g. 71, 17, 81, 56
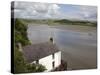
28, 23, 97, 32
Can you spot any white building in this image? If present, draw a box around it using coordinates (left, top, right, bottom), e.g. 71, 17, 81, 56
22, 38, 61, 71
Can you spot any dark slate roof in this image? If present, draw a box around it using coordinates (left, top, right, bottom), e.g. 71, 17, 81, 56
22, 42, 59, 63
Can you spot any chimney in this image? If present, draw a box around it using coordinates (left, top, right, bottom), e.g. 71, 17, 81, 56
17, 43, 23, 52
49, 37, 54, 44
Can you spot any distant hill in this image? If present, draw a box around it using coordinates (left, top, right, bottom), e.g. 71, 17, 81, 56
16, 18, 97, 27
54, 19, 97, 27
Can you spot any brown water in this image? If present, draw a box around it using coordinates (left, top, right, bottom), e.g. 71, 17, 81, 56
27, 24, 97, 70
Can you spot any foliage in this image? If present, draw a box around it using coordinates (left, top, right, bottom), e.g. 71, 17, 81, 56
26, 64, 46, 73
15, 19, 30, 46
14, 48, 27, 73
36, 64, 47, 72
14, 48, 46, 73
14, 19, 46, 73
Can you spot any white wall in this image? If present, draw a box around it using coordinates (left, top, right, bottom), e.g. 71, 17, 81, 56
39, 51, 61, 72
54, 51, 61, 68
39, 54, 53, 71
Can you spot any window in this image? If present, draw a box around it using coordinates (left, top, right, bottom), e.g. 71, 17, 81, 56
36, 60, 39, 64
52, 61, 55, 68
52, 53, 55, 59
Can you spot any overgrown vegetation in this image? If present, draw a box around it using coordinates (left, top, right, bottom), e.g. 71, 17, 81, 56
14, 19, 30, 46
14, 19, 46, 73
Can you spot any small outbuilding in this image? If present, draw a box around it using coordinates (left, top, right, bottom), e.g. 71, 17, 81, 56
22, 38, 61, 72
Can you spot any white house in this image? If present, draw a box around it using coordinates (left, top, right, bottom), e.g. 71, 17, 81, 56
22, 38, 61, 72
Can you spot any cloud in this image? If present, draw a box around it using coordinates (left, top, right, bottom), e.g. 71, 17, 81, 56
13, 2, 61, 19
69, 5, 97, 21
13, 1, 97, 21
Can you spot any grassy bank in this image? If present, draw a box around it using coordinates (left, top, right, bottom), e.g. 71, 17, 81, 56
18, 18, 97, 27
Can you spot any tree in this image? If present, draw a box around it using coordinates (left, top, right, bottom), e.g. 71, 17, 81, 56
14, 48, 27, 73
14, 19, 46, 73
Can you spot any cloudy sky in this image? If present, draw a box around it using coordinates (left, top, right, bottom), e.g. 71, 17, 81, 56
12, 1, 97, 21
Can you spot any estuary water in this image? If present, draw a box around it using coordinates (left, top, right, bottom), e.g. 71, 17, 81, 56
27, 24, 97, 70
